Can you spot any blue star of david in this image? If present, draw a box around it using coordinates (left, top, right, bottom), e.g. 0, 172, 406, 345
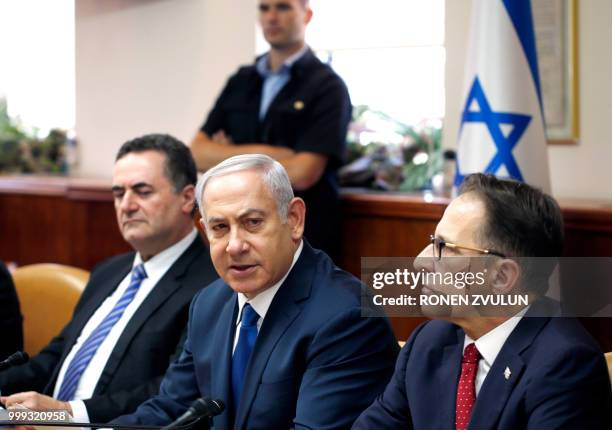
455, 77, 531, 185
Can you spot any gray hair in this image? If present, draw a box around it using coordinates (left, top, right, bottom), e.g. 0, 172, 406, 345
195, 154, 294, 224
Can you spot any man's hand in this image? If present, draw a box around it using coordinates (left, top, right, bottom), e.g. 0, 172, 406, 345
0, 391, 73, 415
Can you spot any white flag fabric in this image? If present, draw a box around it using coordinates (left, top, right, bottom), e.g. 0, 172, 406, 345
454, 0, 550, 192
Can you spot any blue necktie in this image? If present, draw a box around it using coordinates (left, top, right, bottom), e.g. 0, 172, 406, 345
231, 303, 259, 414
57, 264, 147, 401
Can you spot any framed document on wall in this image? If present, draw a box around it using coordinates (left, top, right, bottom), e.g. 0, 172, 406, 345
532, 0, 579, 144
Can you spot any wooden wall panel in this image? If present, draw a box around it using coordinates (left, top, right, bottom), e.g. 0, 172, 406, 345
0, 194, 74, 265
70, 199, 131, 269
0, 177, 130, 269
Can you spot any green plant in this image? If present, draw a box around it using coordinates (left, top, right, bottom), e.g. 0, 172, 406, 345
0, 97, 71, 174
341, 105, 443, 191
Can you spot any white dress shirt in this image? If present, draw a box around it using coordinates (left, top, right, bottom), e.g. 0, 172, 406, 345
232, 241, 303, 353
53, 229, 198, 423
463, 306, 529, 396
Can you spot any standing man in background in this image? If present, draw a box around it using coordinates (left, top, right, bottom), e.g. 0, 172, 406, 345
0, 260, 23, 361
190, 0, 352, 258
0, 134, 217, 423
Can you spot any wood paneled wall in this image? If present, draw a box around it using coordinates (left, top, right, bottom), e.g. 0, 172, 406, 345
0, 176, 130, 269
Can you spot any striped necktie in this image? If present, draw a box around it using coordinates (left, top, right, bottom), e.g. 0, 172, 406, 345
57, 264, 147, 401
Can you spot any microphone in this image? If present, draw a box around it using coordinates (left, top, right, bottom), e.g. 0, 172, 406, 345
0, 351, 29, 371
161, 398, 225, 430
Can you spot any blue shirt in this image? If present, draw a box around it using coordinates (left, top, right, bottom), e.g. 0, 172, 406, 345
256, 46, 309, 120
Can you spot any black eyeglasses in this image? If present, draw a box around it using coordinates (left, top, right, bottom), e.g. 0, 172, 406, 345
429, 235, 506, 260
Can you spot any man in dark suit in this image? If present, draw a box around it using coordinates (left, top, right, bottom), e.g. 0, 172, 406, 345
114, 154, 398, 429
353, 174, 610, 429
190, 0, 352, 258
0, 260, 23, 361
0, 134, 217, 423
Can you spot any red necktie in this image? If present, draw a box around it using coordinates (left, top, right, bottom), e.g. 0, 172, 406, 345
455, 343, 481, 430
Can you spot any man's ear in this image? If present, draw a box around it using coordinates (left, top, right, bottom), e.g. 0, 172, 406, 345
305, 5, 313, 25
286, 197, 306, 241
180, 184, 196, 214
489, 258, 521, 294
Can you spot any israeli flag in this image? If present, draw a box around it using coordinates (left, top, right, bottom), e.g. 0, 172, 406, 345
455, 0, 550, 191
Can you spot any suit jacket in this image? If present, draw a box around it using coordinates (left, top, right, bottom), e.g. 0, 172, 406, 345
115, 242, 399, 430
0, 235, 217, 423
0, 260, 23, 361
353, 309, 610, 429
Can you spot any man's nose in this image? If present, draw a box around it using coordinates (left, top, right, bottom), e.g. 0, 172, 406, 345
263, 7, 279, 22
226, 229, 248, 256
119, 191, 138, 213
414, 244, 435, 273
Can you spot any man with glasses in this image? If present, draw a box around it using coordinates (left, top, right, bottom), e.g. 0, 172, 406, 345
354, 173, 610, 429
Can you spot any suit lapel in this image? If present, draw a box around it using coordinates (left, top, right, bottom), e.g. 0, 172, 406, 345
469, 354, 525, 429
95, 237, 205, 392
68, 261, 132, 345
233, 243, 316, 430
437, 328, 464, 429
468, 316, 549, 429
211, 293, 238, 430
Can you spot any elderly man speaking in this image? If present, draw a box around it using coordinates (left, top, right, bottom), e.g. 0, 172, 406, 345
114, 154, 398, 430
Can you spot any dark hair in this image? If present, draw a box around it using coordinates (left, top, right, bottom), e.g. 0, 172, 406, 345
115, 134, 197, 192
459, 173, 564, 258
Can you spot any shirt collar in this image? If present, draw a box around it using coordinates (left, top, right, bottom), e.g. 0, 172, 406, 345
236, 240, 304, 325
133, 228, 198, 282
256, 45, 309, 77
463, 306, 530, 367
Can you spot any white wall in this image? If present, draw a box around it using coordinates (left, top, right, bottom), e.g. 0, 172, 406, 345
74, 0, 256, 177
444, 0, 612, 199
75, 0, 612, 199
0, 0, 74, 132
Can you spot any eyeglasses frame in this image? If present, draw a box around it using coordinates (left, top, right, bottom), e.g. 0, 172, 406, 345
429, 235, 506, 261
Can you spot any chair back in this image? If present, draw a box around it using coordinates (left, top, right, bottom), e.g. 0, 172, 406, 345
12, 263, 89, 356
